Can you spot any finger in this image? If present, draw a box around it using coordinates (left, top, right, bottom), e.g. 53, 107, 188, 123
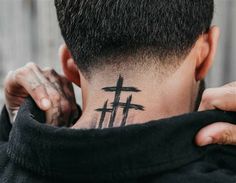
198, 87, 236, 112
11, 64, 52, 110
60, 77, 79, 125
29, 65, 70, 125
223, 81, 236, 88
4, 71, 28, 108
43, 69, 72, 126
43, 68, 66, 96
4, 71, 27, 96
27, 63, 67, 114
195, 122, 236, 146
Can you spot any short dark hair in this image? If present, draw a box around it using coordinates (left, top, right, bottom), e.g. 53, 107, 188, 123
55, 0, 214, 78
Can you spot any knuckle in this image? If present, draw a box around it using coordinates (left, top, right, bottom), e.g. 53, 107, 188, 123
14, 67, 29, 79
48, 69, 57, 76
43, 68, 53, 77
51, 91, 61, 101
43, 67, 52, 72
3, 71, 13, 85
44, 68, 59, 79
201, 89, 214, 104
219, 129, 234, 145
26, 62, 37, 69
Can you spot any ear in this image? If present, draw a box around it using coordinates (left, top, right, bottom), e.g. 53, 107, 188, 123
195, 26, 220, 81
59, 44, 81, 87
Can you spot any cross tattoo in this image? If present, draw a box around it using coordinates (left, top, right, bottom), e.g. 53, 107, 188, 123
96, 75, 144, 128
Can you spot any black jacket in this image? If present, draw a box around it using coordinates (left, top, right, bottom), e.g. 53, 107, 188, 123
1, 98, 236, 183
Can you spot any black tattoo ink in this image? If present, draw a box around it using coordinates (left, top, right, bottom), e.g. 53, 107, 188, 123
96, 75, 144, 128
121, 95, 132, 127
108, 76, 123, 128
111, 102, 145, 111
96, 100, 111, 129
102, 87, 141, 92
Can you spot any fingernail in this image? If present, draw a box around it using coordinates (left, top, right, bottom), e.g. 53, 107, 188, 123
200, 137, 213, 146
41, 98, 51, 109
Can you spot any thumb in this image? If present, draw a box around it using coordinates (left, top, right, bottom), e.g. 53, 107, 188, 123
39, 98, 52, 111
195, 122, 236, 146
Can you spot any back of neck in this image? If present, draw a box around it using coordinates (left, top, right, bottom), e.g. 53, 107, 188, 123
73, 62, 199, 129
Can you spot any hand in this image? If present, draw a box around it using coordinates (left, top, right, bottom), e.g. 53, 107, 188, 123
195, 82, 236, 146
4, 62, 78, 126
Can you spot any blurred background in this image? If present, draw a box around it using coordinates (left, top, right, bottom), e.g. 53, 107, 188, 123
0, 0, 235, 108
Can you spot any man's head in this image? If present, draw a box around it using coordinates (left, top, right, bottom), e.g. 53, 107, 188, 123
54, 0, 220, 127
55, 0, 216, 81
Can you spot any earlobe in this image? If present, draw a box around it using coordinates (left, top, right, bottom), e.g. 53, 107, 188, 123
195, 26, 220, 81
59, 44, 81, 87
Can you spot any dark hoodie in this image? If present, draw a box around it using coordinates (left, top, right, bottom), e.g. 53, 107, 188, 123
1, 98, 236, 183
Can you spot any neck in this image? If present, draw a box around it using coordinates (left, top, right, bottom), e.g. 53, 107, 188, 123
73, 61, 200, 129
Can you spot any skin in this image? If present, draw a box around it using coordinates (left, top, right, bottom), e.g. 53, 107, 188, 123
196, 82, 236, 146
70, 26, 220, 129
3, 26, 236, 146
4, 63, 78, 127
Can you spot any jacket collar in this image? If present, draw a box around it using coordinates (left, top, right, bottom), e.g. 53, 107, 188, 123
7, 98, 236, 182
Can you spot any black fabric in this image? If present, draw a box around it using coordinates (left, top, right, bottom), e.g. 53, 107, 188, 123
0, 106, 12, 142
1, 98, 236, 182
